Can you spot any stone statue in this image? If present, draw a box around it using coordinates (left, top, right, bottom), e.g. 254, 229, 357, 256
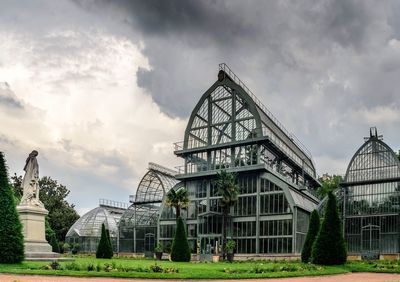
20, 150, 44, 208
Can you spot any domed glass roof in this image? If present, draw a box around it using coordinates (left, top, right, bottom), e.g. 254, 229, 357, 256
345, 133, 400, 183
120, 163, 178, 227
66, 206, 119, 238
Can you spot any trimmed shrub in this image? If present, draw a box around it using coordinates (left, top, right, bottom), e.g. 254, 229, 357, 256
312, 191, 347, 265
96, 223, 113, 259
301, 210, 320, 263
0, 152, 24, 263
170, 216, 190, 262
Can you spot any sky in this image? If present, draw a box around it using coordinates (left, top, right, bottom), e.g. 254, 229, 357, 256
1, 0, 400, 215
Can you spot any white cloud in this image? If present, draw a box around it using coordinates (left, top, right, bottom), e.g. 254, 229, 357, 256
0, 25, 186, 212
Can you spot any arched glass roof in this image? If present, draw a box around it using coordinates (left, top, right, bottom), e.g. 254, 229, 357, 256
120, 163, 179, 227
66, 206, 119, 238
345, 132, 400, 183
182, 63, 316, 180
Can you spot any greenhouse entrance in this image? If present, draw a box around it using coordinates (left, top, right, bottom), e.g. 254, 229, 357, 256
198, 213, 222, 261
199, 236, 221, 261
361, 224, 380, 259
144, 233, 155, 257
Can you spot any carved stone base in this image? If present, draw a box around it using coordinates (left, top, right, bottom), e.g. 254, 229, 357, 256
17, 204, 59, 260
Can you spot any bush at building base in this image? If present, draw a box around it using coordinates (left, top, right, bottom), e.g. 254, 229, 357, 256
301, 209, 320, 263
170, 216, 191, 262
96, 223, 113, 259
0, 152, 24, 263
311, 191, 347, 265
45, 219, 60, 253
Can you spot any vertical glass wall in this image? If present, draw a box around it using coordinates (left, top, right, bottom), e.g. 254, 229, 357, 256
159, 173, 318, 254
342, 130, 400, 254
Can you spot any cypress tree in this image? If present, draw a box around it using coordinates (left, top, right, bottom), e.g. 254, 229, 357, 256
96, 223, 113, 258
106, 227, 113, 253
311, 191, 347, 265
0, 152, 24, 263
301, 209, 320, 263
170, 216, 191, 262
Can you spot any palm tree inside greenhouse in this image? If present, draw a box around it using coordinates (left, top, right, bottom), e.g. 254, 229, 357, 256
215, 170, 239, 259
166, 187, 190, 220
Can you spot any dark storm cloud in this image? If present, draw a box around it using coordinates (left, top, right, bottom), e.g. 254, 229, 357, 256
0, 84, 24, 109
78, 0, 396, 117
0, 95, 23, 109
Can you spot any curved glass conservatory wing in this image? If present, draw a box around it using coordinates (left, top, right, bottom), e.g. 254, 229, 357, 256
118, 163, 178, 253
342, 128, 400, 255
66, 206, 119, 252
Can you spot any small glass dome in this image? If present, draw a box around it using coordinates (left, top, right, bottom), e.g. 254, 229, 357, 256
67, 206, 119, 238
66, 205, 120, 252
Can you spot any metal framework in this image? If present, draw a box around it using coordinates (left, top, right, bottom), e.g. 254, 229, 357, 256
159, 64, 320, 256
118, 163, 178, 253
66, 200, 127, 252
342, 128, 400, 255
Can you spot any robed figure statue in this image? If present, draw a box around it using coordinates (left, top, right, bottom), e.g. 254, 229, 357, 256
20, 150, 44, 208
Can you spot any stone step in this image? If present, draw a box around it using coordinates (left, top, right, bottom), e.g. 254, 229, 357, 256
25, 252, 60, 258
25, 257, 75, 262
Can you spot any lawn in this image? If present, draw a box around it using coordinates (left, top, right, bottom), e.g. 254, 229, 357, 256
0, 257, 399, 279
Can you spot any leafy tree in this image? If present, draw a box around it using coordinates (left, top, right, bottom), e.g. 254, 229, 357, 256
316, 174, 342, 198
96, 223, 113, 259
0, 152, 24, 263
166, 187, 189, 219
312, 191, 347, 265
215, 170, 239, 260
45, 218, 60, 253
301, 210, 320, 263
10, 174, 79, 241
170, 216, 191, 262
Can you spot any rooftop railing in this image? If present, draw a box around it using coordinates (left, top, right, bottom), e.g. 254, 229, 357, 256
99, 199, 128, 209
148, 162, 177, 177
219, 63, 314, 164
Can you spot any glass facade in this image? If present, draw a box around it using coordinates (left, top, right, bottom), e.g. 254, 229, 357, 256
160, 64, 320, 256
342, 129, 400, 255
118, 163, 178, 253
66, 202, 125, 252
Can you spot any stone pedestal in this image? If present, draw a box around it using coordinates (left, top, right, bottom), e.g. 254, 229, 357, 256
17, 205, 59, 260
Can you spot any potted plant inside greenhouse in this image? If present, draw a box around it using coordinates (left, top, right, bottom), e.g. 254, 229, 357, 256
154, 243, 163, 260
226, 240, 236, 262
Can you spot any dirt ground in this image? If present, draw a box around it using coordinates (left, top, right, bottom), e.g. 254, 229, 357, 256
1, 272, 400, 282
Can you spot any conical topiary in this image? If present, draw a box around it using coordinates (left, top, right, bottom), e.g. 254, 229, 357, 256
170, 216, 191, 262
301, 209, 320, 263
96, 223, 113, 258
0, 152, 24, 263
311, 191, 347, 265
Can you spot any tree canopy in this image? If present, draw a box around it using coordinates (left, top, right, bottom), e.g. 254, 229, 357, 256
316, 174, 342, 198
11, 174, 79, 241
215, 170, 239, 260
166, 187, 189, 219
0, 152, 24, 263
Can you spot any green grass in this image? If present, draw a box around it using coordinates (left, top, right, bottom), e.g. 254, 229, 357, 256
0, 257, 399, 279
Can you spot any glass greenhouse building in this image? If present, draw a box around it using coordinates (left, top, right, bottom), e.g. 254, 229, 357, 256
64, 65, 400, 259
66, 199, 127, 252
118, 163, 178, 254
157, 64, 321, 257
341, 128, 400, 256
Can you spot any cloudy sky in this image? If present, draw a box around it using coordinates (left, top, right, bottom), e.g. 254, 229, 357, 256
1, 0, 400, 215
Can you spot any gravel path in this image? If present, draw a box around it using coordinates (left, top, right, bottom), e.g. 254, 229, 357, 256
1, 273, 400, 282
